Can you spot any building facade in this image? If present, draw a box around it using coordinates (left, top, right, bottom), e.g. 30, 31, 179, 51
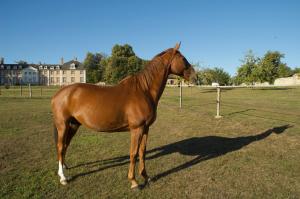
0, 58, 86, 86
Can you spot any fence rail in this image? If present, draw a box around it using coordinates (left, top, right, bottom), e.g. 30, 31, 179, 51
0, 84, 60, 98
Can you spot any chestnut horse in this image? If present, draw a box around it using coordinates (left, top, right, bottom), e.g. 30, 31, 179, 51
51, 43, 196, 189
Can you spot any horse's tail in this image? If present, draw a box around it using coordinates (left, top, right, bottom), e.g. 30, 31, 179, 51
53, 123, 58, 149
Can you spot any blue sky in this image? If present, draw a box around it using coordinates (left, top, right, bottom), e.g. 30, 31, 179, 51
1, 0, 299, 75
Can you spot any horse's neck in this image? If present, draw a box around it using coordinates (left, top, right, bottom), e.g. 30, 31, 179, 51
140, 56, 170, 105
149, 65, 169, 104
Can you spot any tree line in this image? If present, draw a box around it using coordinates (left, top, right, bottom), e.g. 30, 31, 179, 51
83, 44, 300, 85
83, 44, 147, 84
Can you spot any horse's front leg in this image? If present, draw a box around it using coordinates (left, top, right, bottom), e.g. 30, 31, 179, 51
138, 126, 150, 185
128, 126, 144, 189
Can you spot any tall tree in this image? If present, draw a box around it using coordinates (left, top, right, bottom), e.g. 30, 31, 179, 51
257, 51, 285, 84
83, 52, 104, 83
103, 44, 146, 84
235, 50, 259, 85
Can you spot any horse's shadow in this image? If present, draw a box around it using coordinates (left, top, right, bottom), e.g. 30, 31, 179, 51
69, 125, 291, 182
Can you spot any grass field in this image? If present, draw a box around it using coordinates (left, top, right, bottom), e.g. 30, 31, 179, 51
0, 86, 299, 198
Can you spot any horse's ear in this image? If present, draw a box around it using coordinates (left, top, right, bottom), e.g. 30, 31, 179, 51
174, 42, 181, 51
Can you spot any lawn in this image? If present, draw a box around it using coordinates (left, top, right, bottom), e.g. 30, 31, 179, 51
0, 86, 299, 198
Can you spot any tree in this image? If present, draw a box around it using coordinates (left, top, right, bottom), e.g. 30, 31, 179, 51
277, 63, 293, 78
257, 51, 286, 84
235, 50, 259, 85
197, 67, 231, 85
293, 67, 300, 74
83, 52, 105, 83
112, 44, 135, 57
102, 44, 146, 84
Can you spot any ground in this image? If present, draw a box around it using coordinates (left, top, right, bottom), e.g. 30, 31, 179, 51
0, 86, 299, 198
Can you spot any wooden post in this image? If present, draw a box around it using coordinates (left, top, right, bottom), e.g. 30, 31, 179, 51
215, 87, 222, 118
0, 85, 1, 95
29, 84, 32, 98
40, 87, 42, 96
20, 84, 22, 96
179, 81, 182, 108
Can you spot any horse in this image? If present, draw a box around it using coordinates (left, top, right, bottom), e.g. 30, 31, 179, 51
51, 43, 196, 189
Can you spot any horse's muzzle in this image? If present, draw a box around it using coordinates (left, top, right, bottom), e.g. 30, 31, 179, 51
184, 67, 197, 84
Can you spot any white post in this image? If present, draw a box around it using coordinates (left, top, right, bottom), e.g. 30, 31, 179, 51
215, 86, 222, 118
29, 83, 32, 98
179, 81, 182, 108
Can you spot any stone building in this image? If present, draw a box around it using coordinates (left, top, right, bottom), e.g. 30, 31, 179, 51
0, 58, 86, 86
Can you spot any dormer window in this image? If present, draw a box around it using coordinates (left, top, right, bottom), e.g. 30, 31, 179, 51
70, 63, 76, 69
18, 65, 22, 69
44, 66, 48, 69
50, 66, 54, 70
56, 65, 60, 70
0, 65, 4, 69
39, 65, 43, 69
7, 65, 11, 70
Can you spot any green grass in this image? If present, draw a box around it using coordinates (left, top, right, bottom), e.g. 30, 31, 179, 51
0, 86, 299, 198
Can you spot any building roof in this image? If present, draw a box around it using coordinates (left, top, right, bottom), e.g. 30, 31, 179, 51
0, 59, 84, 70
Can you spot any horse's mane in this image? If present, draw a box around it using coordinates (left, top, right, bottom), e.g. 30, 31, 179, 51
119, 48, 172, 90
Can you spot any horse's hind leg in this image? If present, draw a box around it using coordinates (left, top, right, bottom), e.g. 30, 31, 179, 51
63, 119, 80, 169
55, 120, 69, 185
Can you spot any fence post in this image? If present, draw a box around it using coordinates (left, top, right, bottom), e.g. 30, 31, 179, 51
215, 86, 222, 118
20, 84, 22, 96
40, 87, 42, 96
0, 85, 1, 95
179, 81, 182, 108
29, 84, 32, 98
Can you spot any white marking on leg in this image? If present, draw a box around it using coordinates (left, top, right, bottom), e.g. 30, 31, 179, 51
58, 161, 67, 185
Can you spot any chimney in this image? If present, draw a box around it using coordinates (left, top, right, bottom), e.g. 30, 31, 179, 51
0, 57, 4, 65
60, 57, 64, 65
74, 57, 77, 61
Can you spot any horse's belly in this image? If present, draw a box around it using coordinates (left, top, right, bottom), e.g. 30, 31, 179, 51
74, 109, 128, 132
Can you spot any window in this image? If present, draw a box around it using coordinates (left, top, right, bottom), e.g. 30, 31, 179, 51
56, 77, 60, 83
44, 66, 47, 69
50, 66, 54, 70
70, 63, 76, 69
80, 70, 84, 74
63, 77, 66, 83
39, 66, 43, 69
80, 77, 84, 82
29, 72, 31, 75
56, 70, 59, 75
71, 77, 75, 82
50, 71, 54, 75
62, 70, 66, 75
25, 72, 27, 75
50, 77, 54, 83
56, 65, 60, 70
71, 70, 75, 75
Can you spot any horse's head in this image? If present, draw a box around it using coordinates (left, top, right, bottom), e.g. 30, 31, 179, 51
169, 43, 197, 83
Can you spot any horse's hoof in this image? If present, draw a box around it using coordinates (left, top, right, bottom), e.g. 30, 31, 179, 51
63, 164, 68, 169
131, 184, 141, 191
60, 179, 68, 185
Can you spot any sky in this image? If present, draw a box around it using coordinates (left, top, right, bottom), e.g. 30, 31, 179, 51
1, 0, 299, 75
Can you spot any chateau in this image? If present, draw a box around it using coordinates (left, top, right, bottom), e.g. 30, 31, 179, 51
0, 58, 86, 86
